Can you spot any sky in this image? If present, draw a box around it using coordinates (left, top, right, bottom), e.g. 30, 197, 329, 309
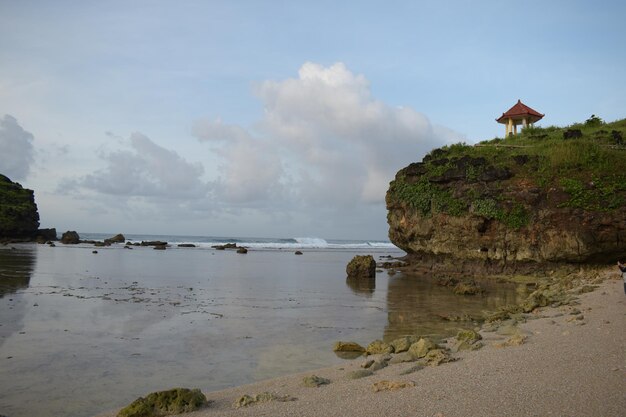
1, 0, 625, 240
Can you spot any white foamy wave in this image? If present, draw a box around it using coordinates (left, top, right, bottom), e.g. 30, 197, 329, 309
293, 237, 329, 247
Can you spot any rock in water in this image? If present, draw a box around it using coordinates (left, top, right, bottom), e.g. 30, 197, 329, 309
332, 341, 366, 353
117, 388, 208, 417
61, 231, 80, 244
105, 233, 125, 244
346, 255, 376, 278
236, 247, 248, 254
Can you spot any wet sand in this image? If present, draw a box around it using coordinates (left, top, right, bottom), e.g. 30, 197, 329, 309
97, 269, 626, 417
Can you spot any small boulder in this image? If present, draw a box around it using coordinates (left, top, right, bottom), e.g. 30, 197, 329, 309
153, 245, 167, 250
236, 247, 248, 254
390, 335, 419, 353
295, 250, 303, 255
420, 349, 451, 366
366, 339, 394, 355
408, 338, 437, 359
389, 351, 417, 364
333, 341, 366, 353
117, 388, 208, 417
61, 231, 80, 244
177, 244, 196, 248
456, 329, 482, 344
346, 255, 376, 279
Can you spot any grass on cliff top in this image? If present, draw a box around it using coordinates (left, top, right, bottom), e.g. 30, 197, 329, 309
444, 116, 626, 175
389, 116, 626, 225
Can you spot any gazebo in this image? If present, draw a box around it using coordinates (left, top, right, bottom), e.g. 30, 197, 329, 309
496, 100, 544, 137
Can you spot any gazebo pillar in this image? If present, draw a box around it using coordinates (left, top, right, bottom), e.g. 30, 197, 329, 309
507, 118, 513, 137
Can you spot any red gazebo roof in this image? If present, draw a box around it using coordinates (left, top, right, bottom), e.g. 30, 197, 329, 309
496, 100, 544, 124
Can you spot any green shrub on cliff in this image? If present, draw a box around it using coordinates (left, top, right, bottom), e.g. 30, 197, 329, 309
0, 174, 39, 238
387, 116, 626, 229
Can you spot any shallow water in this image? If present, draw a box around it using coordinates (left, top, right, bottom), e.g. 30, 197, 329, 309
0, 243, 525, 417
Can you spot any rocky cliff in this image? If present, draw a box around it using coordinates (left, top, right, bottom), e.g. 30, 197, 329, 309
386, 117, 626, 273
0, 174, 40, 240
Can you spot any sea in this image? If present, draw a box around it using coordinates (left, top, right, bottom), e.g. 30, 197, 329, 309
0, 233, 525, 417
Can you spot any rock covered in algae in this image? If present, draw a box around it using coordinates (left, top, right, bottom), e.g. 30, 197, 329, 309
408, 337, 437, 358
346, 255, 376, 278
366, 339, 394, 355
333, 341, 366, 352
390, 335, 420, 353
233, 392, 296, 408
117, 388, 208, 417
302, 375, 331, 387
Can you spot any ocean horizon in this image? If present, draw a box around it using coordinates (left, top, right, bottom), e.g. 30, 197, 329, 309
78, 232, 399, 251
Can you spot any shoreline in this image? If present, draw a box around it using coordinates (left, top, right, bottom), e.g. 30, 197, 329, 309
96, 267, 626, 417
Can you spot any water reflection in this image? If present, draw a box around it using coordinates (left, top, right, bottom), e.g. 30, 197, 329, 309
0, 246, 35, 297
345, 276, 375, 297
0, 246, 36, 349
383, 272, 525, 341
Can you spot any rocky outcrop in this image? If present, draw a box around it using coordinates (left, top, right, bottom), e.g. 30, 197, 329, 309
386, 122, 626, 273
0, 174, 39, 239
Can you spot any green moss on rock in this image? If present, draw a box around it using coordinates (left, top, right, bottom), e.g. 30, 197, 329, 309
117, 388, 208, 417
0, 174, 39, 238
346, 255, 376, 278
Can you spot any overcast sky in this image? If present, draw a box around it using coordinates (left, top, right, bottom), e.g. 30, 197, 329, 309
1, 1, 625, 240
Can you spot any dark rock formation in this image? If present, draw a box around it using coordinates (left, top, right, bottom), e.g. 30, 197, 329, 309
177, 244, 196, 248
236, 247, 248, 254
212, 243, 237, 250
563, 129, 582, 139
105, 233, 125, 244
346, 255, 376, 278
61, 231, 80, 244
0, 174, 39, 240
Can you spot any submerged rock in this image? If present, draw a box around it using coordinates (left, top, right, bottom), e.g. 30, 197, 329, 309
117, 388, 208, 417
346, 255, 376, 279
236, 247, 248, 254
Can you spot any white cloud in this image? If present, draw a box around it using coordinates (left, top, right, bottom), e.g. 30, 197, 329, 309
0, 114, 35, 180
194, 62, 463, 208
69, 132, 208, 200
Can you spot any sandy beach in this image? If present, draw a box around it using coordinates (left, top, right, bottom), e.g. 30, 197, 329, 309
96, 268, 626, 417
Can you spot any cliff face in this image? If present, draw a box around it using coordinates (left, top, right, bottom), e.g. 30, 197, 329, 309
0, 174, 40, 239
386, 119, 626, 272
